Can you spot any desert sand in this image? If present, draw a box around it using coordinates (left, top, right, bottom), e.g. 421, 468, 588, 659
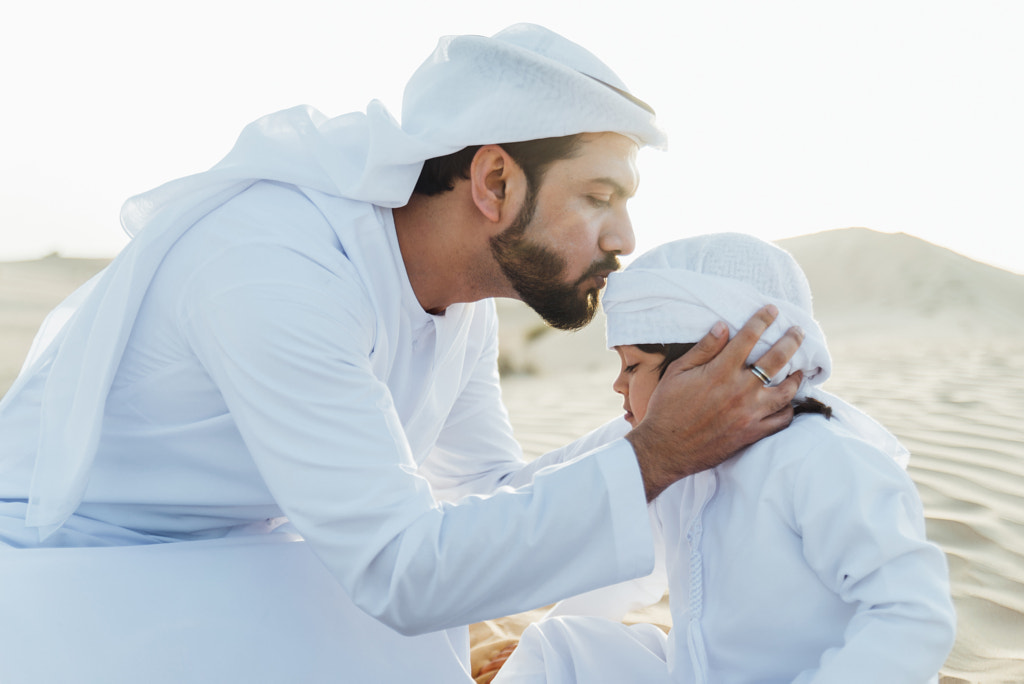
2, 228, 1022, 683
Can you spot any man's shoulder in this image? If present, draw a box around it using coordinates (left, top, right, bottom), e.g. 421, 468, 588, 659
207, 182, 374, 255
177, 182, 379, 279
162, 188, 376, 320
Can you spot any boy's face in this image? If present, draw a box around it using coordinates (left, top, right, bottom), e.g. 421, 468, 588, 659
612, 345, 664, 428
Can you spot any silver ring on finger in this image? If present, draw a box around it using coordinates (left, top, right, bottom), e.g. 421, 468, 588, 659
748, 364, 772, 387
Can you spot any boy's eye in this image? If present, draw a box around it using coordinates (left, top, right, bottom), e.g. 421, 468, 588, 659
624, 364, 639, 373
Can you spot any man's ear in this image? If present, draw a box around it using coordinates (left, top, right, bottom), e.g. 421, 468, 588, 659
470, 145, 524, 224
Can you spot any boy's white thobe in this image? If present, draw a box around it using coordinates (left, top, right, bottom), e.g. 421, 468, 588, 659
495, 414, 957, 683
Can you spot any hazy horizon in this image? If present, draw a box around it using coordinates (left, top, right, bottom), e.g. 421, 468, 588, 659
3, 1, 1021, 275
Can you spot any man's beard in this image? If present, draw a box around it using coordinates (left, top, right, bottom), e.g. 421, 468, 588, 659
490, 189, 620, 331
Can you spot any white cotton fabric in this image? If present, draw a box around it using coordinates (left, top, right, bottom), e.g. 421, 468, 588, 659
0, 22, 665, 536
0, 534, 478, 683
604, 232, 824, 383
603, 233, 909, 468
494, 416, 957, 684
0, 183, 655, 681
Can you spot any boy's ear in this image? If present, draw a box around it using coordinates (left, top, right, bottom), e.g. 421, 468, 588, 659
470, 145, 524, 224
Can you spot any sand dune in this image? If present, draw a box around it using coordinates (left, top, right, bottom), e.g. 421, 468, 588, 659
2, 229, 1022, 682
779, 227, 1024, 337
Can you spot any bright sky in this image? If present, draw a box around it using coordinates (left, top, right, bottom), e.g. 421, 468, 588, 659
2, 0, 1021, 274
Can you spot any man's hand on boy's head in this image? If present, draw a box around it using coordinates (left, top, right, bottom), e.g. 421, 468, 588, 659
625, 304, 804, 501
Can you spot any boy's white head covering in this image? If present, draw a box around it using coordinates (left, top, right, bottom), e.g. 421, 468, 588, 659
603, 233, 909, 467
5, 23, 666, 538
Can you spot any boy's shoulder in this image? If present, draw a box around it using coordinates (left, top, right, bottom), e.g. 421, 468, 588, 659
749, 412, 905, 479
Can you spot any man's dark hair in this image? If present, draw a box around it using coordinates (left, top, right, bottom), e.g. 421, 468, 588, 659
412, 134, 586, 196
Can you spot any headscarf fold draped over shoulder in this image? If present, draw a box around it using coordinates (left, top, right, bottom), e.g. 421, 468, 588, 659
602, 233, 910, 467
4, 23, 666, 538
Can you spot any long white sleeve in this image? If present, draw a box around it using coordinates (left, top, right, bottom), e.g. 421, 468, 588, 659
180, 238, 655, 635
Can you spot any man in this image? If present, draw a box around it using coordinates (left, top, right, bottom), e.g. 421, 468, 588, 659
0, 24, 801, 682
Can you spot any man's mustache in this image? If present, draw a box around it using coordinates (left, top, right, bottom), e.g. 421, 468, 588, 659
575, 253, 622, 287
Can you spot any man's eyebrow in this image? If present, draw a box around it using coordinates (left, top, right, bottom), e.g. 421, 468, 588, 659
590, 176, 638, 199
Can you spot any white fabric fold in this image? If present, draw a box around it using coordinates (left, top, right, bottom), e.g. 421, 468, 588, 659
2, 22, 667, 536
603, 233, 910, 468
604, 268, 832, 388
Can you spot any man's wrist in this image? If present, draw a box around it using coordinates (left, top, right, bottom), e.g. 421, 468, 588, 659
625, 428, 676, 502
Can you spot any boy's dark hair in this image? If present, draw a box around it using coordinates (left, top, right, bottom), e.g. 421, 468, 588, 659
636, 342, 832, 419
412, 134, 586, 196
636, 343, 698, 380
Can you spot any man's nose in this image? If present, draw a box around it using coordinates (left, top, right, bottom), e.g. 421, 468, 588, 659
599, 210, 636, 256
